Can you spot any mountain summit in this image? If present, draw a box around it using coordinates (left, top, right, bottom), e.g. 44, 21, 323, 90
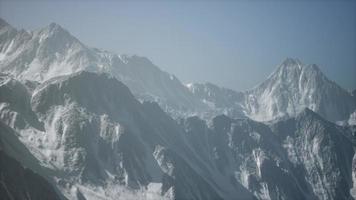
189, 58, 355, 122
0, 19, 206, 116
0, 18, 11, 29
1, 19, 354, 122
244, 58, 355, 122
1, 19, 356, 200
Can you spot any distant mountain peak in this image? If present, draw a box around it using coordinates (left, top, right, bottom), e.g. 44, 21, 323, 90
267, 58, 325, 84
124, 54, 155, 66
0, 18, 15, 33
275, 57, 304, 74
245, 58, 355, 122
309, 63, 322, 72
36, 22, 74, 42
277, 58, 323, 74
280, 57, 302, 67
47, 23, 67, 34
47, 22, 64, 31
0, 18, 10, 29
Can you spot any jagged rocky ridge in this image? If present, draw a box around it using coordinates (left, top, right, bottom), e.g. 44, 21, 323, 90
1, 18, 355, 123
244, 58, 355, 122
0, 18, 205, 116
1, 18, 356, 200
1, 71, 355, 199
186, 82, 246, 119
0, 71, 254, 200
188, 58, 356, 123
183, 108, 354, 200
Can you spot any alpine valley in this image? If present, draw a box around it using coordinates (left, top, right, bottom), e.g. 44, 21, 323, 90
1, 18, 356, 200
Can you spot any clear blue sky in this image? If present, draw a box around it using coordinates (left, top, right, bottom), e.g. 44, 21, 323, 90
1, 0, 355, 91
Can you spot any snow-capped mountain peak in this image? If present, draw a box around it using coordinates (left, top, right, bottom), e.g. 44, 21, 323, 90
283, 57, 301, 64
0, 18, 11, 29
1, 18, 356, 200
279, 57, 302, 68
36, 22, 75, 42
189, 58, 355, 122
245, 58, 355, 122
0, 19, 207, 117
267, 58, 323, 85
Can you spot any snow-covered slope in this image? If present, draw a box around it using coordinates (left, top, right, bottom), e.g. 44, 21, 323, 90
1, 18, 355, 200
0, 71, 254, 200
188, 58, 355, 123
244, 58, 355, 122
0, 18, 205, 116
181, 109, 354, 200
186, 82, 245, 119
2, 70, 353, 199
0, 121, 63, 200
2, 18, 354, 123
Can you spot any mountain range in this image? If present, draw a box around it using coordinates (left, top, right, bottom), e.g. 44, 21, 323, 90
0, 18, 356, 200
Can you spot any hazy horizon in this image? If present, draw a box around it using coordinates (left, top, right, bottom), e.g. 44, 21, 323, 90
1, 0, 355, 91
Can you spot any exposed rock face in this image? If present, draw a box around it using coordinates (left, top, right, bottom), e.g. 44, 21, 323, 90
0, 120, 63, 200
181, 109, 354, 200
0, 19, 205, 116
186, 82, 246, 119
0, 70, 354, 200
0, 150, 62, 200
188, 58, 356, 123
244, 58, 355, 122
1, 18, 355, 123
0, 71, 254, 200
1, 18, 355, 200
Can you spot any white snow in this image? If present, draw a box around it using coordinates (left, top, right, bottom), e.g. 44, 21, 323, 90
0, 39, 14, 61
351, 153, 356, 199
348, 110, 356, 125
